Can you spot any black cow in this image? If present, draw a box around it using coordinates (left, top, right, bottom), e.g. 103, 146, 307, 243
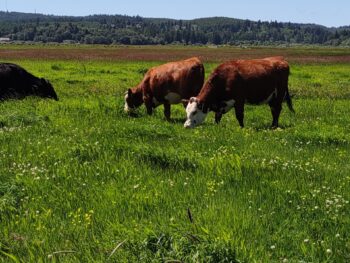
0, 63, 58, 101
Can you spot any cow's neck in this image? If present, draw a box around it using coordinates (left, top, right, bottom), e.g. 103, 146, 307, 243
132, 85, 142, 94
197, 81, 220, 112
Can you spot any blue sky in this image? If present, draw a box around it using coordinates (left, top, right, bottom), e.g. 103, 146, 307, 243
1, 0, 349, 27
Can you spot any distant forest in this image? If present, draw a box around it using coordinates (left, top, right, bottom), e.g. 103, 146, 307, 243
0, 11, 350, 46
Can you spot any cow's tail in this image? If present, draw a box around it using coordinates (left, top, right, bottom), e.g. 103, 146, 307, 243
285, 89, 295, 113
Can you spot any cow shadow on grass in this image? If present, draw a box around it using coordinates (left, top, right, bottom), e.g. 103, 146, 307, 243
127, 112, 143, 118
251, 123, 294, 132
168, 117, 186, 124
124, 112, 186, 123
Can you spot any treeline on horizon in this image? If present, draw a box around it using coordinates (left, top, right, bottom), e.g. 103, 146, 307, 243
0, 11, 350, 46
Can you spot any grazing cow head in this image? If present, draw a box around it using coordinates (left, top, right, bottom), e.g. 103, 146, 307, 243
34, 78, 58, 101
124, 88, 143, 113
184, 97, 208, 128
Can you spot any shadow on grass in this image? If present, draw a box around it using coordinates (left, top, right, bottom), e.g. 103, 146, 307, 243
126, 112, 144, 118
168, 117, 186, 124
251, 123, 294, 132
123, 113, 186, 123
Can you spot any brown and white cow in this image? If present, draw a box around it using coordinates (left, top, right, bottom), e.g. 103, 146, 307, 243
124, 57, 204, 120
184, 57, 295, 128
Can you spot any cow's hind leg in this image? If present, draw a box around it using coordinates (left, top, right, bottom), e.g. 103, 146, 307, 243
269, 100, 282, 128
234, 103, 245, 128
164, 102, 171, 121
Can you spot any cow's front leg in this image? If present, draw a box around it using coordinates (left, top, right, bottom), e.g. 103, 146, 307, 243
144, 97, 153, 115
215, 112, 223, 124
164, 102, 171, 121
234, 103, 245, 128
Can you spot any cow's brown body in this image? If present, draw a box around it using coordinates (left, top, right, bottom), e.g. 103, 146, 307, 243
125, 57, 204, 120
185, 57, 294, 128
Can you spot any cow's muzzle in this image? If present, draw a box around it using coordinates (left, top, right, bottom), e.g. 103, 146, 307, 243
124, 103, 135, 113
184, 120, 195, 129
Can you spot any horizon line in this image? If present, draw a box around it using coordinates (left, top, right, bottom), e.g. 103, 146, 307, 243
0, 10, 349, 28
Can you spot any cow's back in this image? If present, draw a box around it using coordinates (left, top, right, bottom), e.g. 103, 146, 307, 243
234, 57, 288, 79
0, 63, 36, 99
144, 57, 204, 100
0, 63, 22, 97
211, 57, 289, 104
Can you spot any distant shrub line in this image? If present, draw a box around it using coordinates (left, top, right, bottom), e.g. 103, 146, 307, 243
0, 12, 350, 46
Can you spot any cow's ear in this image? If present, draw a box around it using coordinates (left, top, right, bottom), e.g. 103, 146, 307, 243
182, 99, 189, 107
128, 88, 132, 96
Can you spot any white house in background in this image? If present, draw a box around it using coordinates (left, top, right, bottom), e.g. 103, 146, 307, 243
0, 37, 10, 42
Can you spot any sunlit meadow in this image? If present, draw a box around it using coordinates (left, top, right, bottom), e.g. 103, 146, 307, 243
0, 46, 349, 262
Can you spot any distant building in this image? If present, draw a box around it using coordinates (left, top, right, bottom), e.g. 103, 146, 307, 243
62, 40, 76, 44
0, 37, 10, 43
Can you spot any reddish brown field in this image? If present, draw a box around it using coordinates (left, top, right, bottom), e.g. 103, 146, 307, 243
1, 44, 350, 63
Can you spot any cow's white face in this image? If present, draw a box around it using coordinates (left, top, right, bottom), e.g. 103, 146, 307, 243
184, 97, 207, 128
124, 88, 143, 113
124, 93, 133, 113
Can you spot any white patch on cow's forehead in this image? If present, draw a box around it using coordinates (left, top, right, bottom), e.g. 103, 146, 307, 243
186, 100, 199, 115
165, 92, 181, 104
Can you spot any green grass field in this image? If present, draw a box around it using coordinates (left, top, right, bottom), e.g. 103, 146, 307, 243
0, 48, 350, 262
